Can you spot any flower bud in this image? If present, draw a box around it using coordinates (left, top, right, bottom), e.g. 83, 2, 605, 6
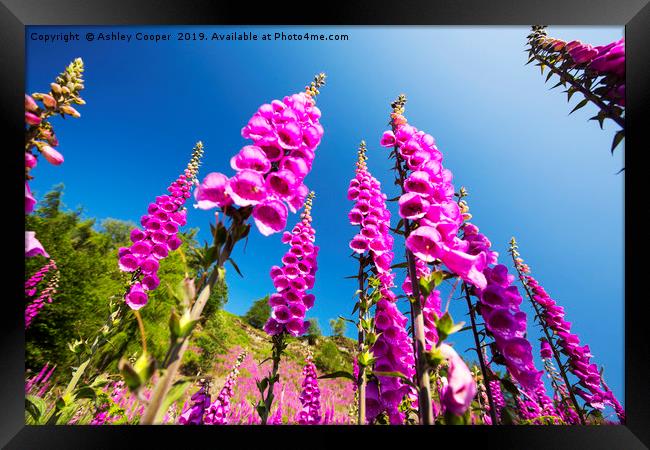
40, 145, 64, 165
59, 105, 80, 118
25, 152, 37, 169
50, 83, 62, 94
25, 95, 38, 112
41, 94, 57, 109
25, 112, 41, 126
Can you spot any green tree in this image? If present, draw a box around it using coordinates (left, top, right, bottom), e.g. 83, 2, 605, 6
329, 317, 347, 338
243, 295, 270, 329
25, 186, 198, 377
305, 318, 322, 345
314, 340, 348, 373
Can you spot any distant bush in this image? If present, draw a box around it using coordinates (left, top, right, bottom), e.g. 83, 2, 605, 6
314, 339, 349, 373
244, 296, 270, 329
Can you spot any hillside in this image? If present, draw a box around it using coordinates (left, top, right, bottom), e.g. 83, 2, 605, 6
177, 310, 357, 424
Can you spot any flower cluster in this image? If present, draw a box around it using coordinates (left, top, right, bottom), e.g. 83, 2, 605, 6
25, 259, 57, 297
439, 344, 477, 416
204, 352, 247, 425
439, 218, 538, 393
528, 26, 625, 108
25, 269, 60, 329
366, 294, 415, 425
347, 142, 415, 424
264, 192, 318, 337
297, 355, 322, 425
25, 362, 56, 395
25, 58, 86, 182
541, 350, 581, 424
118, 143, 204, 310
380, 106, 488, 290
178, 380, 211, 425
512, 239, 625, 422
486, 379, 505, 424
477, 266, 542, 390
517, 268, 612, 411
194, 74, 326, 237
348, 141, 395, 287
25, 59, 86, 259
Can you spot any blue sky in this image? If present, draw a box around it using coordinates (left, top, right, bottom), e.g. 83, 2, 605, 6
26, 26, 624, 414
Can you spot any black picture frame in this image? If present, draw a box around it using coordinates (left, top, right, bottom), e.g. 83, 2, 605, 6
2, 0, 648, 448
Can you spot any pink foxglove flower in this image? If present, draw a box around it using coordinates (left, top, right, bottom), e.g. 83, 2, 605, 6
297, 355, 322, 424
512, 248, 623, 418
380, 117, 487, 290
204, 352, 246, 425
178, 381, 211, 425
25, 231, 49, 258
119, 143, 204, 310
194, 74, 326, 236
347, 143, 414, 424
439, 343, 477, 415
264, 193, 318, 337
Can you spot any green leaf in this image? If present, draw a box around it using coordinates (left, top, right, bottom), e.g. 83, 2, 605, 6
25, 395, 47, 424
566, 87, 577, 102
500, 378, 520, 397
228, 258, 243, 277
568, 98, 589, 115
611, 130, 625, 154
155, 380, 191, 422
63, 358, 91, 397
545, 71, 553, 83
318, 371, 356, 381
372, 371, 417, 389
55, 404, 79, 425
434, 311, 465, 342
74, 386, 97, 400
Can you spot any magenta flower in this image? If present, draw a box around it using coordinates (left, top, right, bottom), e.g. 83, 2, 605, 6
178, 382, 211, 425
439, 344, 477, 415
405, 226, 443, 262
119, 143, 203, 310
264, 193, 318, 337
230, 145, 272, 173
398, 192, 430, 219
540, 339, 553, 359
297, 355, 322, 424
226, 169, 267, 207
25, 183, 36, 214
194, 172, 231, 210
196, 79, 325, 237
25, 231, 49, 258
25, 152, 37, 169
348, 143, 414, 424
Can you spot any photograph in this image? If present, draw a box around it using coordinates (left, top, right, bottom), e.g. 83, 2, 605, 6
19, 23, 629, 429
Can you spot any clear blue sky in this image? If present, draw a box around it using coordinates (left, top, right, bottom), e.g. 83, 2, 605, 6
26, 26, 624, 414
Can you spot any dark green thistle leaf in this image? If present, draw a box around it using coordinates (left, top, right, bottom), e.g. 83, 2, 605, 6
611, 130, 625, 154
568, 98, 589, 115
